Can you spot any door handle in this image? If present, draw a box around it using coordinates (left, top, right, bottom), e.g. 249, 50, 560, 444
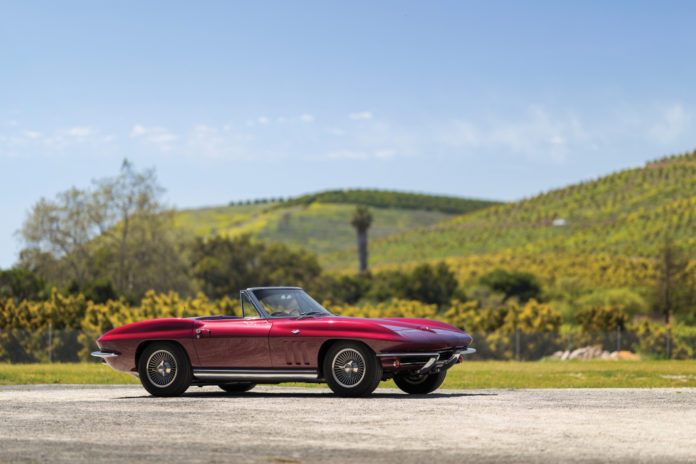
291, 329, 300, 334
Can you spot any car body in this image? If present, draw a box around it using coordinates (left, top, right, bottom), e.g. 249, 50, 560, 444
92, 287, 475, 396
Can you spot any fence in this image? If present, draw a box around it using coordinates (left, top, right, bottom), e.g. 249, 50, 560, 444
468, 328, 696, 361
2, 327, 696, 363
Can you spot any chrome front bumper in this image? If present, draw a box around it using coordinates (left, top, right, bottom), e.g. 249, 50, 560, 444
377, 348, 477, 375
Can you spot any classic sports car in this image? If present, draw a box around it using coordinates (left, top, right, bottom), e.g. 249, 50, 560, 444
92, 287, 475, 397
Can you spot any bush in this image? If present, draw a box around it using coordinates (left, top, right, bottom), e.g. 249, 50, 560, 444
479, 269, 542, 303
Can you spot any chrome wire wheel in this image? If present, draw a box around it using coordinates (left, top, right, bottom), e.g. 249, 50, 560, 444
146, 349, 178, 388
331, 348, 366, 388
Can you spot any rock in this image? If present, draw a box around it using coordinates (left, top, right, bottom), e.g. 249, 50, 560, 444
609, 350, 641, 361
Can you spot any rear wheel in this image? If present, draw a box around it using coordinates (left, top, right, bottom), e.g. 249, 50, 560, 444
323, 342, 382, 397
394, 370, 447, 395
137, 342, 192, 397
219, 383, 256, 394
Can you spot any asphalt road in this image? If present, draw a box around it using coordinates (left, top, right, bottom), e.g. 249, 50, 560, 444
1, 385, 695, 463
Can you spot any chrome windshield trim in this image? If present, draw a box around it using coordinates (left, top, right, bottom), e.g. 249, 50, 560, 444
193, 369, 318, 381
91, 351, 119, 358
376, 352, 441, 358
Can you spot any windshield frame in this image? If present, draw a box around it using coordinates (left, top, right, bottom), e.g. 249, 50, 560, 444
248, 287, 332, 319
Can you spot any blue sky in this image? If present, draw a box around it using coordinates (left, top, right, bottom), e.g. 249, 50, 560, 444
2, 1, 696, 267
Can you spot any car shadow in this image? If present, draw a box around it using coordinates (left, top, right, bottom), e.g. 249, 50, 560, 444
115, 390, 496, 400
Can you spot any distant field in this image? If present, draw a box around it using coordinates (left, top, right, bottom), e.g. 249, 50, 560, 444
2, 361, 695, 389
173, 201, 453, 257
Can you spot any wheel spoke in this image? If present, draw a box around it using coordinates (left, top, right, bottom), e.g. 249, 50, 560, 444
331, 348, 366, 388
146, 349, 178, 388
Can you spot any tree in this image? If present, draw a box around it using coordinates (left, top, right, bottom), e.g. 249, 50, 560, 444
190, 235, 322, 300
18, 160, 189, 300
350, 206, 373, 272
0, 267, 48, 301
479, 269, 542, 303
19, 188, 95, 284
653, 237, 695, 323
89, 159, 165, 293
401, 262, 458, 307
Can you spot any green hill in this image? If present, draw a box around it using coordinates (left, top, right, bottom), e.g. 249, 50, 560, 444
173, 191, 498, 256
322, 150, 696, 289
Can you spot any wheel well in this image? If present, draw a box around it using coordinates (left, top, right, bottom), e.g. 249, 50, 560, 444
135, 340, 191, 369
317, 339, 373, 379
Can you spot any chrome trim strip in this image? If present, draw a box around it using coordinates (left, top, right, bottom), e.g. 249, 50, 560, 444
376, 352, 440, 358
193, 369, 318, 381
459, 348, 477, 355
91, 351, 119, 358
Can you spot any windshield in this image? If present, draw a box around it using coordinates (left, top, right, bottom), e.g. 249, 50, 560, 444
251, 288, 332, 318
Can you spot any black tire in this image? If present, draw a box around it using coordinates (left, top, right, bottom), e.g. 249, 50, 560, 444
137, 342, 192, 397
219, 383, 256, 394
323, 341, 382, 397
394, 370, 447, 395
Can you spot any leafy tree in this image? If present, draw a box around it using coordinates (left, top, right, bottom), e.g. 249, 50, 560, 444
574, 305, 629, 332
351, 206, 373, 272
190, 235, 322, 300
18, 160, 189, 301
67, 277, 118, 304
400, 262, 458, 306
0, 267, 49, 301
479, 269, 542, 303
652, 237, 695, 323
19, 187, 95, 284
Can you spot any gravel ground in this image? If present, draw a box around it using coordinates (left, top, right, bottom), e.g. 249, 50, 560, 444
0, 385, 695, 463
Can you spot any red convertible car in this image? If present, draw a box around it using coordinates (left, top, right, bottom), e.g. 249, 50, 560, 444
92, 287, 475, 397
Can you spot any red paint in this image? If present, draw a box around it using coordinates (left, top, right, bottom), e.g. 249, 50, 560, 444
97, 313, 472, 376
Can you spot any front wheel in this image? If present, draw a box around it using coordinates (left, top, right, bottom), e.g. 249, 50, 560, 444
323, 342, 382, 397
394, 370, 447, 395
137, 342, 192, 397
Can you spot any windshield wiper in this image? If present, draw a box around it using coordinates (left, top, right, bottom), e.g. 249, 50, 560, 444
297, 311, 329, 320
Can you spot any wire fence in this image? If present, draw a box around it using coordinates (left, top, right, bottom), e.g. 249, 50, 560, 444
1, 327, 696, 363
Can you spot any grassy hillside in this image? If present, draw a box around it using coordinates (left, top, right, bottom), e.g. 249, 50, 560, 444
323, 150, 696, 288
173, 191, 497, 256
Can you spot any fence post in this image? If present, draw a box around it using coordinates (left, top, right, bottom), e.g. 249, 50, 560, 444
617, 325, 622, 352
567, 331, 572, 352
515, 327, 520, 361
48, 322, 53, 364
666, 328, 671, 359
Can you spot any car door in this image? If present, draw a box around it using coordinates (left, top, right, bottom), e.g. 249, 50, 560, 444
193, 292, 272, 368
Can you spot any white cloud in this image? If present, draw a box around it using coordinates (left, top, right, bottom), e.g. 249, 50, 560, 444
130, 124, 177, 151
349, 111, 373, 120
23, 130, 42, 139
375, 149, 396, 159
326, 150, 370, 160
648, 104, 691, 143
436, 106, 585, 164
64, 126, 92, 137
257, 116, 270, 125
299, 114, 315, 122
327, 128, 346, 136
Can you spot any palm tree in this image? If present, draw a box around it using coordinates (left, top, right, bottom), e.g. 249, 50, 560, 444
351, 206, 373, 272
